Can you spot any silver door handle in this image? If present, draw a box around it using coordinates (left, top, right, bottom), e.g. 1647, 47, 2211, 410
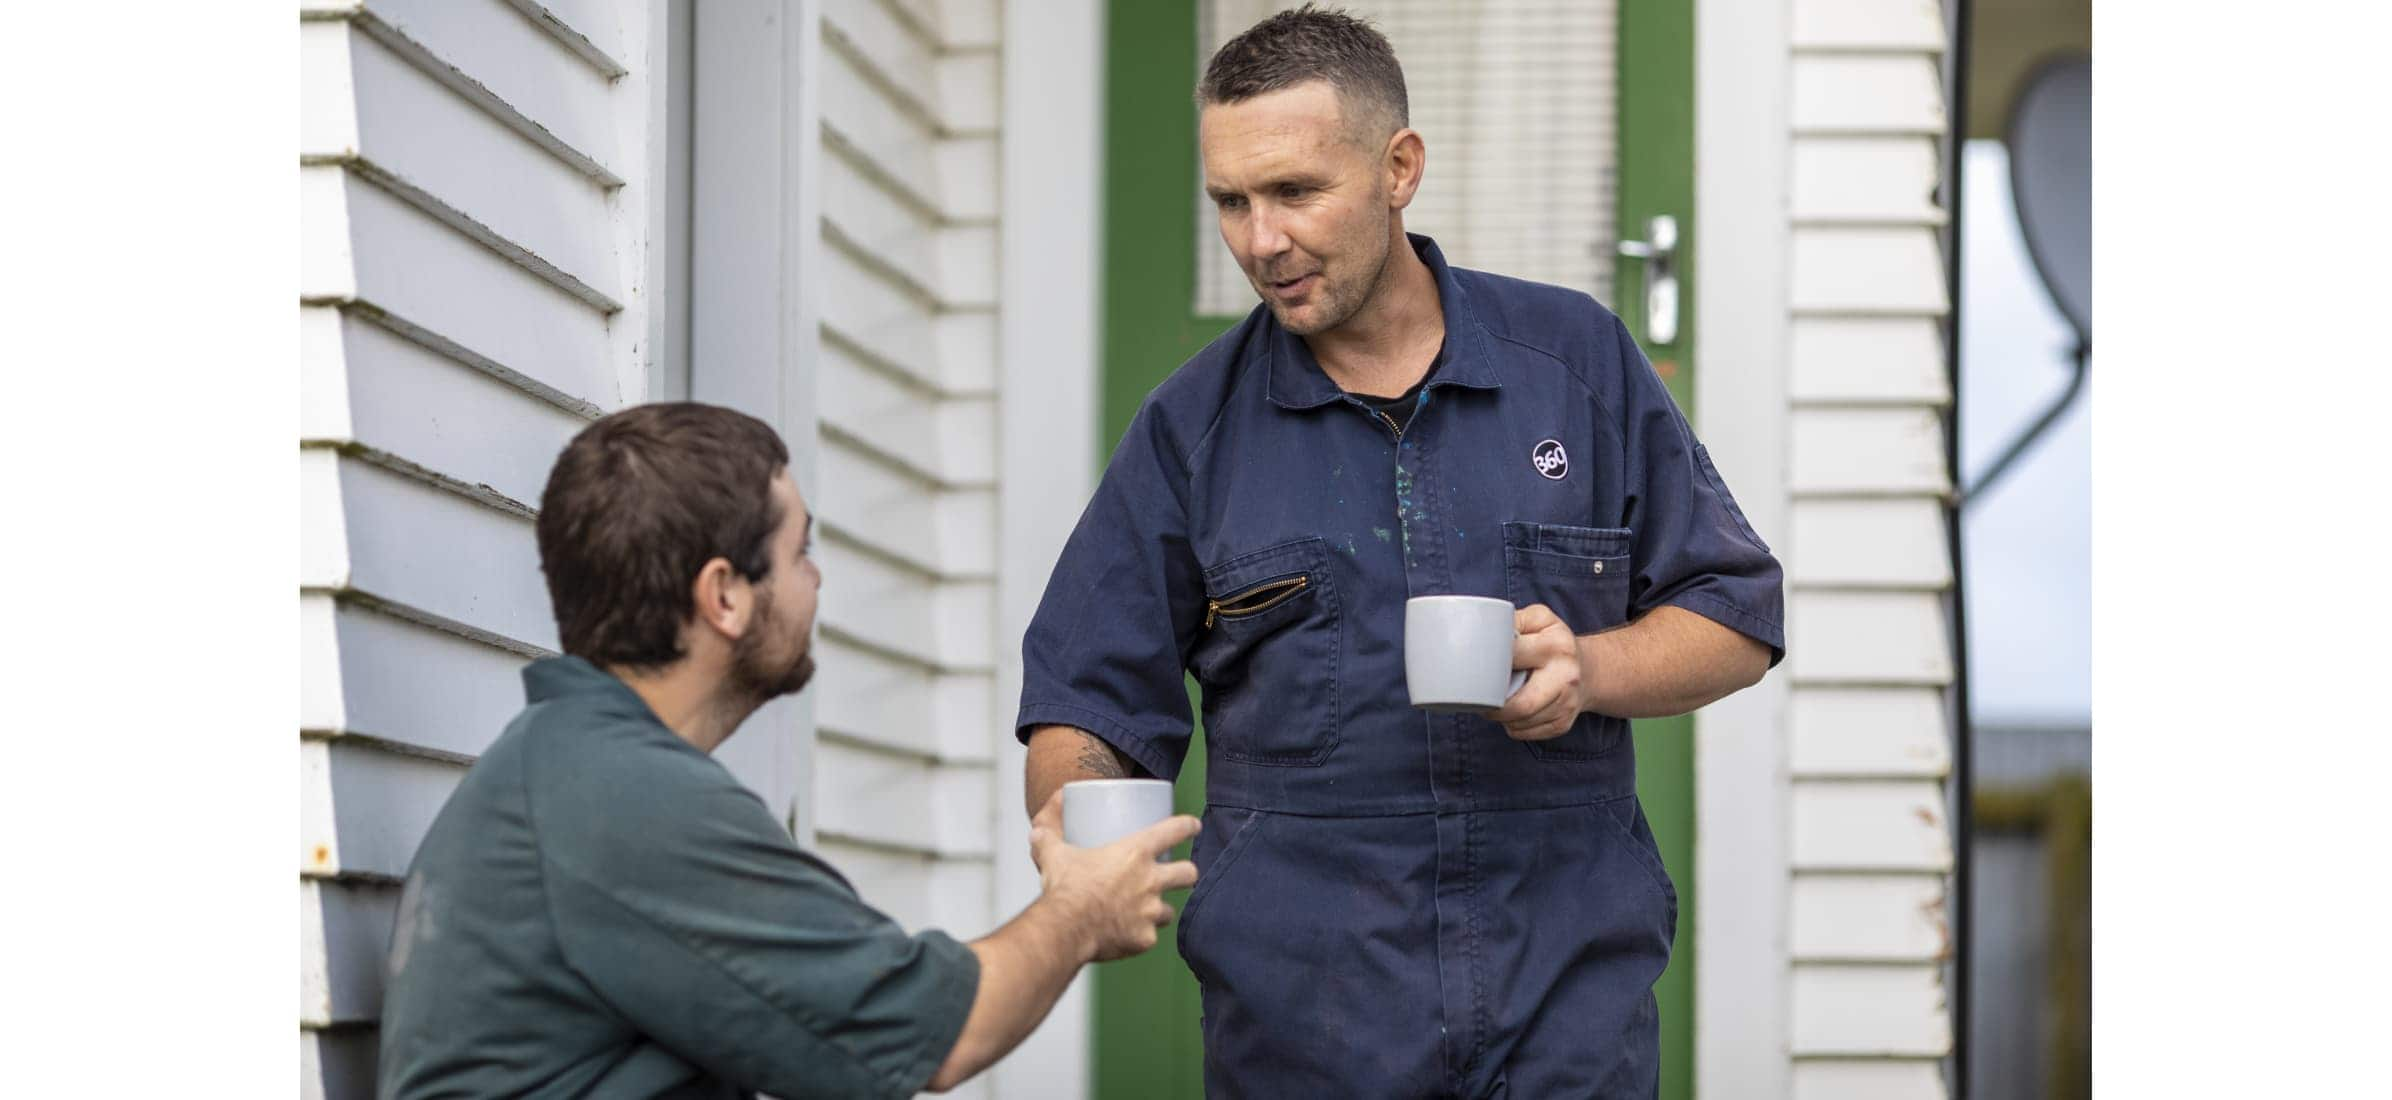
1616, 214, 1679, 345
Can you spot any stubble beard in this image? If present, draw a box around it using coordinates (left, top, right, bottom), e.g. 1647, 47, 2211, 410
1262, 208, 1395, 338
728, 587, 815, 710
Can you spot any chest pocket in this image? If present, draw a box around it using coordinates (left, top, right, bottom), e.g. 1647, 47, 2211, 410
1190, 537, 1342, 766
1503, 522, 1633, 633
1503, 522, 1633, 759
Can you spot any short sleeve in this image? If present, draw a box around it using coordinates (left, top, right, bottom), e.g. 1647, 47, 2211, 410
1610, 315, 1788, 664
1014, 399, 1208, 779
536, 740, 979, 1099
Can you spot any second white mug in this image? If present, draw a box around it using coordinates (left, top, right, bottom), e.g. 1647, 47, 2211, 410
1404, 595, 1529, 713
1061, 778, 1174, 849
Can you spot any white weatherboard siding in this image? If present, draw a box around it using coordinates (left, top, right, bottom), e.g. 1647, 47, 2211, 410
689, 0, 1032, 1092
1792, 1060, 1953, 1100
1697, 0, 1956, 1096
1786, 0, 1957, 1093
806, 5, 1007, 1035
298, 2, 661, 1097
302, 0, 1050, 1096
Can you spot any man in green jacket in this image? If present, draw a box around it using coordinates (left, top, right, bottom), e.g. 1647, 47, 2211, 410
380, 402, 1197, 1098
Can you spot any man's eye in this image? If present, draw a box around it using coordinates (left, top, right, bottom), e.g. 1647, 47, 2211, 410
1278, 186, 1309, 200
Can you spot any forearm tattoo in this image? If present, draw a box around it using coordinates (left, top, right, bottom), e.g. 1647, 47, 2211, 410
1073, 730, 1135, 779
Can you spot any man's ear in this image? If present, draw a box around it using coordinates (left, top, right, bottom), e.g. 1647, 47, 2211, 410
1384, 127, 1425, 211
688, 557, 754, 643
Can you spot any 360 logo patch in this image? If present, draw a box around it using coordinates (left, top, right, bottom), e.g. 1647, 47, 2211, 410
1532, 439, 1570, 480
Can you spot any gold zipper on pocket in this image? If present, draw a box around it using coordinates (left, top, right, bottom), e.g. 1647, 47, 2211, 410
1205, 575, 1310, 628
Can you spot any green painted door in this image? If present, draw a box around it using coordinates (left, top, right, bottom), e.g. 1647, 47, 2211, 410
1094, 3, 1697, 1095
1612, 1, 1699, 1097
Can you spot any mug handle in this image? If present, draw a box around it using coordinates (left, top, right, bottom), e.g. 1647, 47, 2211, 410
1505, 669, 1529, 699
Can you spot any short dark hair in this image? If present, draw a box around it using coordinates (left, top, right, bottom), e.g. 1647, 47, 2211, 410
535, 402, 790, 669
1198, 4, 1408, 142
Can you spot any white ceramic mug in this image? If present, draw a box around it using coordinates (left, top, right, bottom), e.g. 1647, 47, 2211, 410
1061, 778, 1175, 849
1404, 595, 1530, 713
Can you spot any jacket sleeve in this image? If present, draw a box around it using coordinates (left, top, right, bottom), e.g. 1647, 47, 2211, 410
1609, 313, 1787, 664
1014, 398, 1209, 779
540, 742, 980, 1099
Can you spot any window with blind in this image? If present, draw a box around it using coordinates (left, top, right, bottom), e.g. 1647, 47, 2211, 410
1195, 0, 1620, 316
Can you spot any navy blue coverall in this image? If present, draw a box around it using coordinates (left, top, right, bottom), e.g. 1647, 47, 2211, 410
1018, 235, 1786, 1098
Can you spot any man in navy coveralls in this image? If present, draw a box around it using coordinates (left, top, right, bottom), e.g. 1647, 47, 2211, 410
1018, 8, 1785, 1097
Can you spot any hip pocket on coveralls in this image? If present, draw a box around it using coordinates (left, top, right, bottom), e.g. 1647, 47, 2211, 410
1174, 806, 1269, 986
1571, 796, 1678, 957
1594, 795, 1678, 913
1502, 523, 1633, 760
1191, 538, 1342, 765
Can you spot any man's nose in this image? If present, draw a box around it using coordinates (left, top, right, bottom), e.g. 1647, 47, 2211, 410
1246, 208, 1291, 260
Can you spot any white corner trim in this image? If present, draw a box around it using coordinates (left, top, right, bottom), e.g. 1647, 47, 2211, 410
687, 0, 825, 840
992, 1, 1104, 1097
1693, 0, 1794, 1096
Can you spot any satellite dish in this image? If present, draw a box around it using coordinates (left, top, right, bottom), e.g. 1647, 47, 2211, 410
1965, 53, 2092, 508
2006, 54, 2091, 344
